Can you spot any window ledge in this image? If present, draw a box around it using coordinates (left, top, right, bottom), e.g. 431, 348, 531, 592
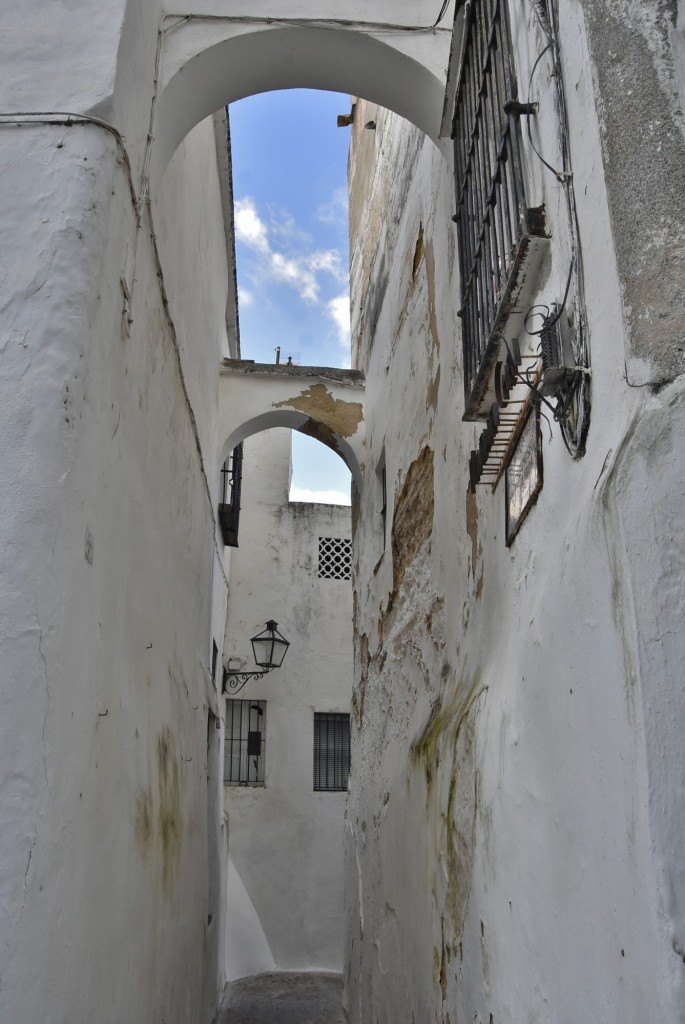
462, 232, 550, 421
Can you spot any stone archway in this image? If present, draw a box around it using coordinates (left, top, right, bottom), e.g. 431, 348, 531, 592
148, 15, 456, 189
218, 361, 365, 490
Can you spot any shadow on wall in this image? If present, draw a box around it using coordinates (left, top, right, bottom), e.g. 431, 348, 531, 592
224, 853, 277, 980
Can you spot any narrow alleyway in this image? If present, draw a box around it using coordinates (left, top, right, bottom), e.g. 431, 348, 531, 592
217, 973, 347, 1024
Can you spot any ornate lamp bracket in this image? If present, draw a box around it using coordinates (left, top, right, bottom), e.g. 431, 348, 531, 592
222, 667, 272, 695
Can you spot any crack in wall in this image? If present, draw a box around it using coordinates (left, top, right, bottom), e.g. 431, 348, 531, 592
18, 592, 54, 926
18, 829, 38, 923
35, 591, 51, 797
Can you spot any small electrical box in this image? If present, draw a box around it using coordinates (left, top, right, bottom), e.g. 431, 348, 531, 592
539, 304, 577, 396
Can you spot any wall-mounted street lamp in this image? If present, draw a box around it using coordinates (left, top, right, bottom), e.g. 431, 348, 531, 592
223, 620, 290, 695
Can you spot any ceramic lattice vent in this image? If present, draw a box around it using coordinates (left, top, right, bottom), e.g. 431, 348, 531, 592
318, 537, 352, 580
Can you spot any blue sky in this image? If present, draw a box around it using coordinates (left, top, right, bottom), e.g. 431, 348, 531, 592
229, 89, 354, 504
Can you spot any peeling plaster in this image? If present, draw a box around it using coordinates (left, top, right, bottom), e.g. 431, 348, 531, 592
424, 238, 440, 356
412, 222, 425, 282
426, 365, 441, 413
391, 446, 434, 598
273, 382, 363, 438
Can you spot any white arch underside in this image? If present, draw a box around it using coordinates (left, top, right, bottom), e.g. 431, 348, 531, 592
220, 411, 363, 491
151, 24, 449, 187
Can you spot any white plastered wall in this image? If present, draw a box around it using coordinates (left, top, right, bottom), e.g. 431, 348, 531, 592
345, 3, 685, 1021
3, 0, 685, 1020
0, 87, 231, 1024
222, 428, 353, 977
0, 2, 445, 1017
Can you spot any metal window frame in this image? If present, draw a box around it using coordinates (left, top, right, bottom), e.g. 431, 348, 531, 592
224, 698, 266, 786
504, 402, 543, 545
453, 0, 541, 418
219, 442, 243, 547
313, 712, 351, 792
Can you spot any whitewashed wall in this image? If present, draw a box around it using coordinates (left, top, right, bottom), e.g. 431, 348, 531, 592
345, 4, 685, 1021
2, 1, 684, 1021
0, 3, 442, 1019
0, 89, 231, 1024
223, 429, 353, 977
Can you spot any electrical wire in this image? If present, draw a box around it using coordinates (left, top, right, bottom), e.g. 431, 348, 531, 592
161, 12, 453, 36
524, 253, 574, 336
432, 0, 453, 29
524, 45, 569, 182
0, 111, 139, 210
526, 0, 550, 39
524, 305, 550, 335
515, 0, 591, 457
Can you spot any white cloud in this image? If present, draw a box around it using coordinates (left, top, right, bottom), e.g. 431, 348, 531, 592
316, 186, 348, 225
270, 252, 319, 303
327, 294, 351, 346
289, 486, 351, 506
234, 196, 346, 306
268, 207, 312, 245
327, 293, 352, 367
234, 197, 269, 254
308, 250, 346, 281
237, 287, 253, 306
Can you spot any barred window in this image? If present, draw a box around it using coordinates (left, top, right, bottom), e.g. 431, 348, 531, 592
313, 713, 350, 792
453, 0, 541, 418
318, 537, 352, 580
224, 699, 266, 785
219, 444, 243, 547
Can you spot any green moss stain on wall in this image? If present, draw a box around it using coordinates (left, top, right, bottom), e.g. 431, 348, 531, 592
157, 726, 183, 894
412, 671, 485, 945
134, 787, 153, 850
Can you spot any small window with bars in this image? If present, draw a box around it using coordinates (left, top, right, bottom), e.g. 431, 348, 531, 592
313, 713, 351, 792
224, 699, 266, 786
318, 537, 352, 580
219, 444, 243, 548
453, 0, 541, 416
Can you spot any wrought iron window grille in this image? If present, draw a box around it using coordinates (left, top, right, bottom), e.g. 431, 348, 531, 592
452, 0, 546, 419
224, 698, 266, 786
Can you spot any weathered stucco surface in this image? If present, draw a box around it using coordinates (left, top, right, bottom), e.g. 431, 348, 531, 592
217, 364, 366, 487
2, 1, 685, 1021
582, 0, 685, 383
0, 97, 230, 1024
0, 4, 450, 1019
345, 2, 685, 1014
